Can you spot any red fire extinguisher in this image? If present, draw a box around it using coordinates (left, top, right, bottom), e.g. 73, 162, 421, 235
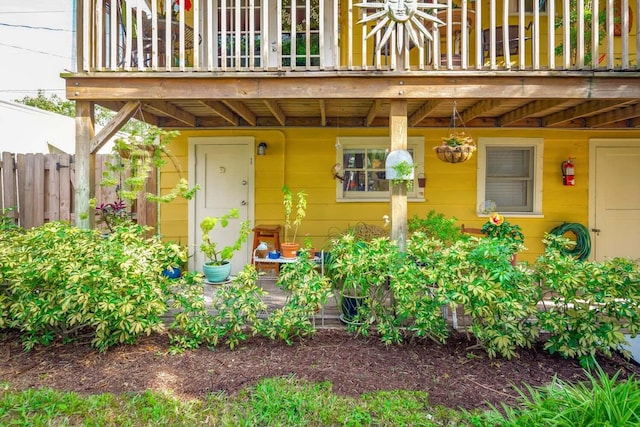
561, 157, 575, 186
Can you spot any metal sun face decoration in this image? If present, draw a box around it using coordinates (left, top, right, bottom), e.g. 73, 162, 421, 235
356, 0, 447, 53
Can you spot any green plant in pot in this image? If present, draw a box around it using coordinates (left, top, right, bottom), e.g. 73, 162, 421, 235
199, 208, 251, 283
480, 212, 525, 265
281, 185, 307, 258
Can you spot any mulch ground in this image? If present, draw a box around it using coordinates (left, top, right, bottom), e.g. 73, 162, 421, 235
1, 328, 639, 411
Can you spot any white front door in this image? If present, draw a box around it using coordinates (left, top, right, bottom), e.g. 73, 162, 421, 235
190, 137, 254, 274
590, 140, 640, 261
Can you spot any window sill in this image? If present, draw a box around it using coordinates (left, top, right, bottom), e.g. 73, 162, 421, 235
337, 197, 426, 203
476, 212, 544, 219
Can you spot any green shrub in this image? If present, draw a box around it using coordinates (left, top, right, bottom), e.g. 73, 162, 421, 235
0, 221, 181, 351
408, 210, 463, 244
169, 264, 267, 352
258, 253, 333, 344
534, 234, 640, 368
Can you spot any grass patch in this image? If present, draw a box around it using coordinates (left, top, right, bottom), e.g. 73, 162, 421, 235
3, 369, 637, 426
0, 376, 473, 426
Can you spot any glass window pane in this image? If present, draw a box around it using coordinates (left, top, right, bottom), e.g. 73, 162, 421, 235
367, 171, 389, 191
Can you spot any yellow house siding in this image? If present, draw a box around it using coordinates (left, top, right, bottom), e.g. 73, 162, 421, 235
159, 126, 636, 263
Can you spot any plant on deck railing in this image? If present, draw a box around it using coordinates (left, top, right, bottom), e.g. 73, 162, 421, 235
554, 0, 607, 66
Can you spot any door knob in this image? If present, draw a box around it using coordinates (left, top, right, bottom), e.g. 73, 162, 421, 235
241, 200, 247, 206
241, 180, 247, 185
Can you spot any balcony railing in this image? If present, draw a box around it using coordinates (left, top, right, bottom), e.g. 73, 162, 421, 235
80, 0, 638, 73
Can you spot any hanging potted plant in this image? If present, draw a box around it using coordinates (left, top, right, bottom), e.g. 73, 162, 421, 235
434, 102, 476, 164
200, 208, 251, 283
434, 132, 476, 163
386, 153, 417, 190
281, 185, 307, 258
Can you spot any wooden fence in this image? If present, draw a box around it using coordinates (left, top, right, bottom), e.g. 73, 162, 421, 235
0, 152, 157, 230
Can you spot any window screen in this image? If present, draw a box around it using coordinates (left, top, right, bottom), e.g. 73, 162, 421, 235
485, 147, 534, 212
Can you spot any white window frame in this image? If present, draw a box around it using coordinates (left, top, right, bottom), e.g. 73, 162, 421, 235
509, 0, 548, 15
336, 136, 425, 202
476, 137, 543, 217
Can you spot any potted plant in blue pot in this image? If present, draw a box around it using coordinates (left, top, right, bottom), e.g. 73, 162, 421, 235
200, 208, 251, 283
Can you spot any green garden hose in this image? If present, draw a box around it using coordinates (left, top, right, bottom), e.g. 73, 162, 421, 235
549, 222, 591, 261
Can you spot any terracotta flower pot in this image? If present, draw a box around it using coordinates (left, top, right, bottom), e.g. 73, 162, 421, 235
280, 242, 300, 259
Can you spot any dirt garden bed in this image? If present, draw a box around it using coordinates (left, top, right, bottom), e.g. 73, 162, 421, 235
2, 328, 639, 411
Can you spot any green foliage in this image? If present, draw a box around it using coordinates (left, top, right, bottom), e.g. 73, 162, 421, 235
389, 160, 416, 190
533, 234, 640, 368
408, 210, 463, 244
168, 265, 267, 351
102, 126, 199, 206
480, 213, 524, 246
554, 0, 607, 66
199, 208, 251, 265
488, 366, 640, 426
0, 221, 187, 352
282, 185, 307, 243
258, 251, 333, 344
434, 237, 539, 359
16, 91, 151, 134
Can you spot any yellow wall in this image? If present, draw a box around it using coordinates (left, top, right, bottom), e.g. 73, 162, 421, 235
160, 127, 637, 263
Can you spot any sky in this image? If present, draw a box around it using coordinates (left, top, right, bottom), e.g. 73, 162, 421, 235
0, 0, 74, 102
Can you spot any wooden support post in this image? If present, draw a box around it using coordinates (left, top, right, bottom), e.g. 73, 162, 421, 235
75, 101, 95, 229
389, 100, 408, 253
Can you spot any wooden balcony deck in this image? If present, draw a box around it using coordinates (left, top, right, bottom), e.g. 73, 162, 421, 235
80, 0, 638, 73
68, 1, 640, 131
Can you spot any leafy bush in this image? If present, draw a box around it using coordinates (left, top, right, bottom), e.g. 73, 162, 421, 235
258, 252, 333, 344
534, 234, 640, 368
0, 221, 184, 351
169, 265, 267, 352
408, 210, 463, 244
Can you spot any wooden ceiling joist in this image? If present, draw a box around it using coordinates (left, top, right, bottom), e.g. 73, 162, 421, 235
587, 103, 640, 128
542, 100, 625, 127
319, 99, 327, 126
264, 100, 286, 126
461, 100, 502, 123
499, 100, 559, 126
222, 100, 257, 126
145, 101, 197, 126
366, 100, 383, 127
408, 100, 443, 126
201, 100, 239, 126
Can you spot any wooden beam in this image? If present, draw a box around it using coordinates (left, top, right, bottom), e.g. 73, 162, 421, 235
586, 103, 640, 127
542, 100, 625, 126
75, 101, 95, 229
89, 101, 140, 154
264, 100, 286, 126
389, 100, 408, 253
408, 100, 443, 126
65, 75, 640, 101
460, 100, 502, 123
499, 100, 559, 126
145, 101, 197, 126
319, 99, 326, 126
366, 100, 383, 127
222, 100, 257, 126
201, 100, 239, 126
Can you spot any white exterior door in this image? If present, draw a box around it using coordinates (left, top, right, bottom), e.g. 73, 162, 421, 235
590, 140, 640, 261
189, 137, 254, 274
